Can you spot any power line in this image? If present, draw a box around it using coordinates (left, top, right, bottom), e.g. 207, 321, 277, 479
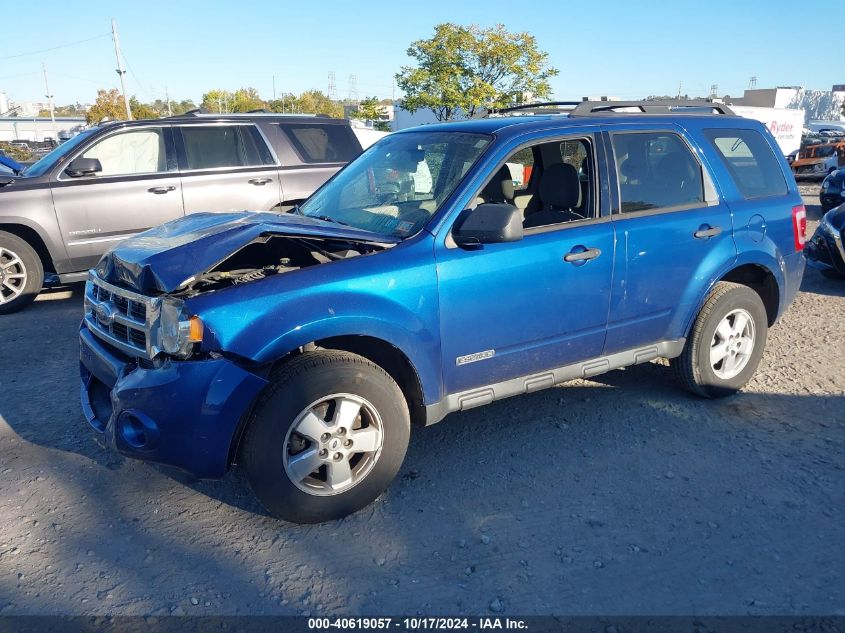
0, 33, 109, 60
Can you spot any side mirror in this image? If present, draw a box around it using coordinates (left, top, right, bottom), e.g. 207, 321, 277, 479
453, 203, 523, 246
65, 157, 102, 177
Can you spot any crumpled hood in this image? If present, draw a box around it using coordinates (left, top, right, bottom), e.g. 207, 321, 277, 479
97, 211, 398, 293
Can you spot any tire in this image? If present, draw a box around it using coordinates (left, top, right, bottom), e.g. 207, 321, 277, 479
0, 231, 44, 315
241, 350, 410, 524
671, 281, 768, 398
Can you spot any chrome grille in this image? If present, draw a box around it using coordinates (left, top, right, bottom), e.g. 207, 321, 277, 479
84, 272, 160, 359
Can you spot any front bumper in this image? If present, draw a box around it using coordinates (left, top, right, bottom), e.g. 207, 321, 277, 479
79, 325, 268, 478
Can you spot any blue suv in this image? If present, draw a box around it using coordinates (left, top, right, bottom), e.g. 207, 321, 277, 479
79, 101, 806, 523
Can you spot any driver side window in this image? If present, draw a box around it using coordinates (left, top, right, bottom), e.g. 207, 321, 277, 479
474, 137, 596, 230
80, 128, 169, 176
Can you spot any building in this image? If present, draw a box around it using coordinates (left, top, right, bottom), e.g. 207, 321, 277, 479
0, 117, 87, 142
733, 85, 845, 122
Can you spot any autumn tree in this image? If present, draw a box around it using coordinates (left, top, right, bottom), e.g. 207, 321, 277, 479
86, 89, 129, 124
129, 97, 159, 120
396, 23, 558, 121
351, 96, 390, 131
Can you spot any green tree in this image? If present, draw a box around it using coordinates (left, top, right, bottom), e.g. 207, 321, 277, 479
129, 96, 159, 120
288, 90, 344, 118
351, 96, 390, 131
86, 88, 129, 124
201, 89, 233, 113
230, 87, 265, 112
396, 23, 558, 121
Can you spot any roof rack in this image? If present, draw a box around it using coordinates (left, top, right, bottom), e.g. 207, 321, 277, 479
487, 101, 581, 117
169, 109, 323, 119
569, 100, 736, 117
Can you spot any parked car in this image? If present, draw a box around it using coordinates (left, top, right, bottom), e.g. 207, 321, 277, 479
791, 141, 845, 179
78, 100, 806, 523
0, 112, 364, 313
805, 206, 845, 276
820, 168, 845, 212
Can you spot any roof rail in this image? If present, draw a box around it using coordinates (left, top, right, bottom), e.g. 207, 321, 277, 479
480, 101, 581, 118
569, 100, 736, 117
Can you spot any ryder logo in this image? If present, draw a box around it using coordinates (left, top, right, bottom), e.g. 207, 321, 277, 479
770, 120, 794, 136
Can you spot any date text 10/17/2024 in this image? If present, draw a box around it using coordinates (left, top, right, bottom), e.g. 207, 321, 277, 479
307, 618, 529, 630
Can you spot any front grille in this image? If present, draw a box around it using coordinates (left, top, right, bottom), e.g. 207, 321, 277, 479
84, 273, 159, 359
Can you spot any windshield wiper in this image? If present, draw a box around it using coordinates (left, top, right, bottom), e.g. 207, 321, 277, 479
307, 213, 351, 227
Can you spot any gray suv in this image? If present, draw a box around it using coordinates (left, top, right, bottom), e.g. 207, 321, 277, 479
0, 112, 364, 313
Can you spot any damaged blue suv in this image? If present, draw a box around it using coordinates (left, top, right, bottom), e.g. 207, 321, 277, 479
79, 101, 806, 523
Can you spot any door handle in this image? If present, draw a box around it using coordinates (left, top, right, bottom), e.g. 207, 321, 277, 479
248, 178, 272, 186
564, 247, 602, 263
148, 185, 176, 194
694, 225, 722, 239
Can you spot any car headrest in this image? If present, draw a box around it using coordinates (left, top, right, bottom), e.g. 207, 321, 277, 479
539, 162, 580, 209
480, 165, 514, 202
656, 152, 697, 186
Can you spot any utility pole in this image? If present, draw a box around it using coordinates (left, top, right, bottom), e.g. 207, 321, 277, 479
111, 19, 132, 120
164, 86, 172, 116
676, 80, 683, 100
42, 62, 57, 142
272, 75, 276, 102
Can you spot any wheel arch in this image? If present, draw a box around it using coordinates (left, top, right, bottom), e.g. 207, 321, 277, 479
0, 222, 56, 273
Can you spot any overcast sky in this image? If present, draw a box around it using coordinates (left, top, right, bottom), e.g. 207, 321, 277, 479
1, 0, 838, 106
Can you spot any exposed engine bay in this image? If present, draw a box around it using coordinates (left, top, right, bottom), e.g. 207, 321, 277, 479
176, 234, 388, 295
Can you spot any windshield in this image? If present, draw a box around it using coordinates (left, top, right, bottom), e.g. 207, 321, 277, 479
299, 131, 492, 238
22, 128, 97, 177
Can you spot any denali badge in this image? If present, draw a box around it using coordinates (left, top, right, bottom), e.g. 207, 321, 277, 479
456, 350, 495, 366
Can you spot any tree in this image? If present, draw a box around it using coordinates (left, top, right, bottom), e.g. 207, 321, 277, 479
396, 23, 558, 121
351, 96, 390, 131
201, 89, 233, 113
230, 87, 265, 112
287, 90, 344, 118
129, 96, 159, 120
0, 142, 32, 162
86, 88, 129, 124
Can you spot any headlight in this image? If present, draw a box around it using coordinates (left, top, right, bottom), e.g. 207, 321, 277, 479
156, 297, 204, 359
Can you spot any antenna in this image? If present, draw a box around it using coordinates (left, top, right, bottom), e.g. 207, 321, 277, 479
42, 62, 57, 141
348, 74, 359, 102
327, 71, 338, 101
111, 19, 132, 120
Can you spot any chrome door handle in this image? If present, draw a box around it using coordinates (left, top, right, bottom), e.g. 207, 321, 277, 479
248, 178, 272, 186
694, 225, 722, 239
564, 247, 602, 263
148, 185, 176, 194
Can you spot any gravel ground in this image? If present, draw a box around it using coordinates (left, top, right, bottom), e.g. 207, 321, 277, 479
0, 185, 843, 616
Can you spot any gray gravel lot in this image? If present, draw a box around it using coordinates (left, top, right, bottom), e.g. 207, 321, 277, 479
0, 186, 843, 616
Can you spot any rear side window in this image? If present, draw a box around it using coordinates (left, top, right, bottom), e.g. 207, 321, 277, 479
181, 125, 269, 170
612, 132, 705, 213
278, 123, 358, 163
703, 128, 787, 199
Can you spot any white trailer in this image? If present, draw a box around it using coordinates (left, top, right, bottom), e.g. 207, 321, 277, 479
731, 105, 804, 157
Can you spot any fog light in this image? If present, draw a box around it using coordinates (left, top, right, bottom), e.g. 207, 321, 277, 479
117, 411, 160, 450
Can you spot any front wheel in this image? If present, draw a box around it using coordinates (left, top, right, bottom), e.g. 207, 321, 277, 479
0, 231, 44, 315
241, 350, 410, 524
671, 282, 768, 398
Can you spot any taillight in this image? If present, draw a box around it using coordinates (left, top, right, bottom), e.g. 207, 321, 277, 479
792, 204, 807, 251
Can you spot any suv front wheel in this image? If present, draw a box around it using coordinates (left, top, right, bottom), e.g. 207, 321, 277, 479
672, 281, 768, 398
241, 350, 410, 523
0, 231, 44, 315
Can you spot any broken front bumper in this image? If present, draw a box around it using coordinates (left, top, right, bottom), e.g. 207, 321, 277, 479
79, 325, 268, 478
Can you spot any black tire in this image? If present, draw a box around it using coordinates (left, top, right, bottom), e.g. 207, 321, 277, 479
671, 281, 768, 398
241, 350, 410, 524
0, 230, 44, 315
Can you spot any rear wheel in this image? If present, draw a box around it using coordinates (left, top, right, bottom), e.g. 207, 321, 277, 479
0, 231, 43, 315
671, 282, 768, 398
241, 350, 410, 523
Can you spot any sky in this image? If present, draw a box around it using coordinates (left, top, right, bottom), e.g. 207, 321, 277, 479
1, 0, 839, 107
